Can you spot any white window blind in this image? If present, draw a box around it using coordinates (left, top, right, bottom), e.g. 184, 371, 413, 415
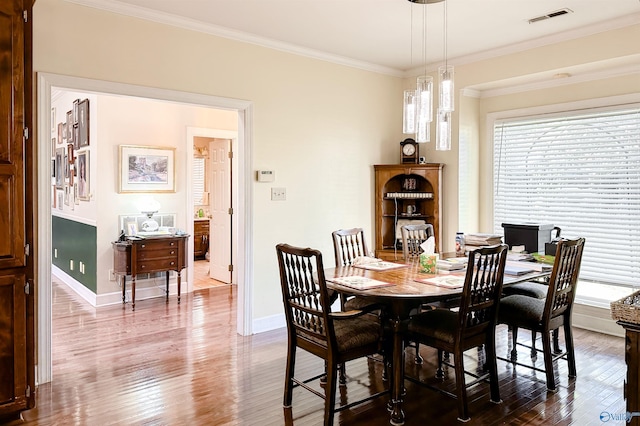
493, 105, 640, 288
193, 157, 206, 205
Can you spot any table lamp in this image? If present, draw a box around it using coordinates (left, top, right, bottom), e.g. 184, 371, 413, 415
138, 196, 161, 232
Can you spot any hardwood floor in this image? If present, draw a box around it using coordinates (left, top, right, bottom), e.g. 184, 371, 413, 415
7, 280, 628, 425
193, 259, 228, 290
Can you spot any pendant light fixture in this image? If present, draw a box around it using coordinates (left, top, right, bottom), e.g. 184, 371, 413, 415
403, 1, 435, 143
404, 0, 451, 148
436, 0, 453, 150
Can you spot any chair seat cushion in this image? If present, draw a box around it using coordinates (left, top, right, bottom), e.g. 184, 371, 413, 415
499, 294, 545, 328
333, 316, 382, 352
344, 296, 376, 311
502, 282, 547, 299
406, 308, 458, 345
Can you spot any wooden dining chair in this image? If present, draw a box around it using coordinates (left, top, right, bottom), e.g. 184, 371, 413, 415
331, 228, 378, 311
404, 244, 509, 422
498, 238, 585, 391
400, 223, 435, 260
276, 243, 388, 426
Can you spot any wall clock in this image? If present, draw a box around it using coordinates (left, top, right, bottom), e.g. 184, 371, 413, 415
400, 138, 419, 164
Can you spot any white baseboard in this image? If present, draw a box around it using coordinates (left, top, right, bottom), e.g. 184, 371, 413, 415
52, 265, 97, 306
253, 313, 286, 334
573, 303, 624, 338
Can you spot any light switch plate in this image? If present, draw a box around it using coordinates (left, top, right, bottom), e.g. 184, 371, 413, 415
271, 187, 286, 201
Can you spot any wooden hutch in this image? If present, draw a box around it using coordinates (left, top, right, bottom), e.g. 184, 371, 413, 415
374, 164, 443, 261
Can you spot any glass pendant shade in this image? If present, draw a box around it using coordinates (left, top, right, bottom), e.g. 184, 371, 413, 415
435, 108, 451, 151
438, 65, 455, 112
416, 75, 433, 122
414, 75, 433, 143
403, 89, 417, 134
416, 120, 430, 143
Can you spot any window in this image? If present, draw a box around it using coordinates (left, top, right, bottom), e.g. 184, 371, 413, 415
493, 105, 640, 289
193, 157, 206, 205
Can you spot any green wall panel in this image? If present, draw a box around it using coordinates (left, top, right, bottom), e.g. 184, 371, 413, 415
52, 216, 97, 293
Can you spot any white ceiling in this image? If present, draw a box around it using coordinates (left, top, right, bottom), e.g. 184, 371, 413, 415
71, 0, 640, 77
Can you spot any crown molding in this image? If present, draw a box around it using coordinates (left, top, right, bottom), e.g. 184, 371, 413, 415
478, 61, 640, 99
65, 0, 640, 81
63, 0, 405, 77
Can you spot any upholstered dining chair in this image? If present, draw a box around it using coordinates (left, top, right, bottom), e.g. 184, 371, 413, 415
276, 243, 388, 426
400, 223, 435, 260
498, 238, 585, 392
404, 244, 509, 422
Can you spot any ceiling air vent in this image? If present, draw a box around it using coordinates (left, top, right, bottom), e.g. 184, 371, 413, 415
528, 8, 573, 24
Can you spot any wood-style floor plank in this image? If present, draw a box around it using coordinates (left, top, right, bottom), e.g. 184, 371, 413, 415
4, 279, 629, 425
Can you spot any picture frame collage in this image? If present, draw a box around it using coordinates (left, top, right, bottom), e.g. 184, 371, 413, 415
51, 98, 90, 210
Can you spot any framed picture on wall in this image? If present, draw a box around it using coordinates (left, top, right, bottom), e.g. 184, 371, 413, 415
118, 145, 176, 193
73, 99, 79, 124
57, 190, 64, 210
78, 99, 90, 147
51, 137, 56, 157
55, 148, 64, 189
66, 111, 73, 141
58, 123, 64, 144
77, 150, 90, 201
51, 107, 56, 135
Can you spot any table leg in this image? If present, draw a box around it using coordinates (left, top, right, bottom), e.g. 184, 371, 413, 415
177, 271, 182, 304
131, 275, 136, 311
165, 271, 170, 301
390, 318, 405, 425
121, 275, 126, 305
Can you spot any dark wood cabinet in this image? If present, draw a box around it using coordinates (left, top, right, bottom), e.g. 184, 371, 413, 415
194, 220, 209, 259
374, 164, 443, 261
0, 0, 35, 421
618, 321, 640, 426
112, 235, 189, 311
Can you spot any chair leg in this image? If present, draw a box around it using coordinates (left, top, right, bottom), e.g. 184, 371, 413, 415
324, 361, 338, 426
485, 335, 501, 404
510, 327, 519, 361
454, 348, 470, 422
283, 343, 296, 407
415, 342, 423, 364
320, 361, 328, 385
564, 320, 577, 378
553, 328, 561, 353
541, 329, 556, 391
530, 330, 537, 358
436, 349, 445, 379
339, 362, 347, 385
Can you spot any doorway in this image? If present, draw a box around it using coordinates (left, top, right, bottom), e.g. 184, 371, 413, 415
37, 73, 254, 385
191, 134, 235, 290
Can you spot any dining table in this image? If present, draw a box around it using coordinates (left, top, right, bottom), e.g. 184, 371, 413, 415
325, 256, 552, 426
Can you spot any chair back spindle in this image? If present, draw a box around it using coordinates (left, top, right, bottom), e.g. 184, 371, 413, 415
277, 244, 335, 350
401, 224, 435, 260
332, 228, 369, 266
544, 238, 585, 324
458, 244, 509, 336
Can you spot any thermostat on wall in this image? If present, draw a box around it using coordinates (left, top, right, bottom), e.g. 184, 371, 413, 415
257, 170, 275, 182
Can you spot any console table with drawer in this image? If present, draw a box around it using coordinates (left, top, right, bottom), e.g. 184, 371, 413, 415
112, 234, 189, 310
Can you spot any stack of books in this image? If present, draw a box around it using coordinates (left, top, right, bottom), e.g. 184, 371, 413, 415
436, 258, 467, 271
464, 233, 503, 252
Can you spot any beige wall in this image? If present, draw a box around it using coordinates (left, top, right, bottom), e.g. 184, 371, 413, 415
34, 0, 403, 322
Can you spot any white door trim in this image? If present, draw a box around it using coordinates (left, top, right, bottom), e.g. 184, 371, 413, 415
186, 129, 236, 286
36, 72, 254, 385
